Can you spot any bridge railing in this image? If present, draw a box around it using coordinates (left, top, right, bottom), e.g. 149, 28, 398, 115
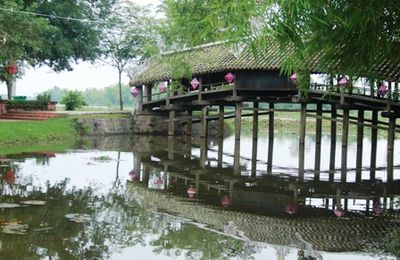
143, 82, 235, 103
309, 83, 399, 101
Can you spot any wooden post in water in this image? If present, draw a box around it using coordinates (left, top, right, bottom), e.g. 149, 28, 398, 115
200, 137, 207, 169
267, 103, 274, 174
168, 110, 175, 136
251, 102, 259, 177
218, 105, 225, 138
168, 136, 174, 160
185, 135, 192, 158
314, 103, 322, 180
329, 105, 337, 181
235, 103, 242, 141
299, 103, 307, 181
341, 108, 349, 182
370, 110, 378, 180
217, 137, 224, 168
186, 110, 193, 136
387, 115, 396, 182
200, 106, 208, 138
356, 109, 364, 182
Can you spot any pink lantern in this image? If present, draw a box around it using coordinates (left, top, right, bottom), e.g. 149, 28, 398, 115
6, 65, 17, 75
191, 77, 200, 90
159, 82, 166, 92
130, 86, 140, 96
224, 72, 236, 83
285, 203, 298, 215
221, 195, 231, 208
187, 185, 197, 198
338, 76, 349, 86
378, 83, 388, 97
289, 73, 297, 82
334, 205, 345, 217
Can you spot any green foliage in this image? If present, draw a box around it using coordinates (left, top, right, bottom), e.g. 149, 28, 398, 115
45, 85, 136, 108
36, 92, 51, 103
6, 100, 48, 110
61, 90, 87, 111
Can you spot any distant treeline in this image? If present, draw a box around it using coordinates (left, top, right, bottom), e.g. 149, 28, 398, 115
43, 85, 136, 108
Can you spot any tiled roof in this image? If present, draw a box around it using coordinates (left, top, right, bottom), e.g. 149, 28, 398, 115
130, 41, 400, 85
130, 41, 292, 85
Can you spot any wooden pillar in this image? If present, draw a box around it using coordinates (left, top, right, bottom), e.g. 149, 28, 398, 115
145, 84, 152, 102
217, 137, 224, 168
235, 103, 242, 141
341, 108, 349, 182
299, 103, 307, 181
387, 116, 396, 182
370, 110, 378, 180
356, 109, 364, 182
200, 137, 207, 169
168, 136, 174, 160
197, 77, 203, 101
251, 102, 259, 177
234, 140, 241, 175
186, 110, 193, 136
136, 86, 143, 113
168, 110, 175, 136
184, 135, 192, 159
218, 105, 224, 138
329, 105, 337, 181
200, 106, 208, 138
267, 103, 274, 174
314, 103, 322, 180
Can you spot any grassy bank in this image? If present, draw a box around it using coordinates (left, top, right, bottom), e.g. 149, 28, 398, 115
0, 113, 131, 155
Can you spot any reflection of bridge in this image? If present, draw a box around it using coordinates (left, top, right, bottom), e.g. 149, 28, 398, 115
131, 42, 400, 187
131, 136, 400, 218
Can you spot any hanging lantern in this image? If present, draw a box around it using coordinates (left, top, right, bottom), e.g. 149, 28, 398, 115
285, 203, 298, 215
334, 205, 345, 217
5, 170, 15, 185
130, 86, 140, 97
158, 82, 166, 93
187, 185, 197, 198
221, 195, 231, 208
6, 65, 17, 75
191, 77, 200, 90
338, 76, 349, 86
289, 73, 297, 82
378, 83, 388, 97
224, 72, 236, 83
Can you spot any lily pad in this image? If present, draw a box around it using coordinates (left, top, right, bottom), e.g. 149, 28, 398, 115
19, 200, 46, 206
1, 222, 28, 235
0, 203, 20, 209
65, 213, 91, 223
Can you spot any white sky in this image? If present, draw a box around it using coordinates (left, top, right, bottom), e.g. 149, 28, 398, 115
0, 0, 161, 97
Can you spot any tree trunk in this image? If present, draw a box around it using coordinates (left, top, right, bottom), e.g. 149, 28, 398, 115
6, 79, 12, 100
118, 70, 123, 111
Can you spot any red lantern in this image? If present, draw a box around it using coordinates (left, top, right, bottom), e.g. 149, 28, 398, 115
221, 195, 231, 208
6, 65, 17, 75
224, 72, 235, 83
289, 73, 297, 81
5, 170, 15, 185
159, 82, 166, 93
130, 86, 140, 97
338, 76, 349, 86
191, 78, 200, 90
285, 203, 298, 215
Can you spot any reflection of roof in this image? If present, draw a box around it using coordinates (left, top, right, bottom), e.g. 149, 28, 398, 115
131, 41, 400, 86
128, 182, 399, 252
131, 41, 291, 85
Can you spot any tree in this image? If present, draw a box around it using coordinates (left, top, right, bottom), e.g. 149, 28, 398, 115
0, 0, 115, 99
101, 1, 158, 111
160, 0, 400, 83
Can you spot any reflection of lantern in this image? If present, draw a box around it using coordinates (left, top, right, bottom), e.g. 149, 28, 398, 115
221, 195, 231, 208
159, 82, 166, 93
378, 83, 388, 97
130, 86, 140, 96
5, 170, 15, 185
289, 73, 297, 81
338, 76, 349, 86
190, 78, 200, 90
372, 202, 384, 216
285, 203, 298, 215
224, 72, 235, 83
129, 170, 139, 181
6, 65, 17, 75
334, 205, 345, 217
187, 185, 196, 198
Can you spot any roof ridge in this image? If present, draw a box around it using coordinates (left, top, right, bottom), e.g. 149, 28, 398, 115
161, 40, 229, 56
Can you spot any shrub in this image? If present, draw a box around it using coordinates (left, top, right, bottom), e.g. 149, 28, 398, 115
36, 92, 52, 104
61, 90, 87, 111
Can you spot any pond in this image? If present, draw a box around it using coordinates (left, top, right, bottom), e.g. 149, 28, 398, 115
0, 133, 399, 260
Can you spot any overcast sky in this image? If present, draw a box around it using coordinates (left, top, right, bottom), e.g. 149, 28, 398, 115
1, 0, 161, 97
